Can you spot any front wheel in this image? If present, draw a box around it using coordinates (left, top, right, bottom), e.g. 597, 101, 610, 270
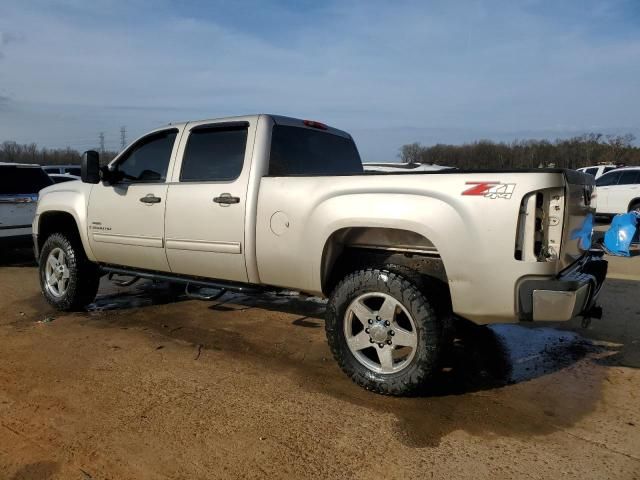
39, 232, 100, 311
325, 268, 443, 396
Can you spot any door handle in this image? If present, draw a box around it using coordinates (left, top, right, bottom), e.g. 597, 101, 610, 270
213, 193, 240, 205
140, 194, 162, 204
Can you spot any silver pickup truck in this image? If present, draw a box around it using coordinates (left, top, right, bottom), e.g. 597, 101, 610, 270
33, 114, 607, 395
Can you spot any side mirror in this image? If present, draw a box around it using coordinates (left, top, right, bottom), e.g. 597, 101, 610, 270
81, 150, 101, 184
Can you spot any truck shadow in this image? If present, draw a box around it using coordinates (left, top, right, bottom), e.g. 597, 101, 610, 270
0, 247, 37, 267
81, 283, 621, 449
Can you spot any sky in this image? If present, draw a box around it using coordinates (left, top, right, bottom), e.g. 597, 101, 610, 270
0, 0, 639, 162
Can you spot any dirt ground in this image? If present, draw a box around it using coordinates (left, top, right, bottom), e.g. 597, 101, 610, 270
0, 244, 639, 479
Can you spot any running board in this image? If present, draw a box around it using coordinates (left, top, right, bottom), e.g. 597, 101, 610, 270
99, 265, 266, 295
184, 284, 227, 301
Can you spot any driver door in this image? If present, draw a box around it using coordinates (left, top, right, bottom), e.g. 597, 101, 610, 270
87, 128, 182, 271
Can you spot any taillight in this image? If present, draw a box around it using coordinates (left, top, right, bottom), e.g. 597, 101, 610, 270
303, 120, 328, 130
515, 187, 564, 262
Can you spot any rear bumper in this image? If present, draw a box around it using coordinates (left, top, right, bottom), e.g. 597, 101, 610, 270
518, 251, 608, 321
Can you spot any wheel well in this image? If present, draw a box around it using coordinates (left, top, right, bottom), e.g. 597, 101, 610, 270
37, 211, 81, 252
628, 198, 640, 211
321, 226, 448, 296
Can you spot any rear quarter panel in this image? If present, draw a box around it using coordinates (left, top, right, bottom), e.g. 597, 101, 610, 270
256, 172, 566, 324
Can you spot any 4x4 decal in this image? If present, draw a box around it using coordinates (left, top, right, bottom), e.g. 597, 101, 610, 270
462, 181, 516, 199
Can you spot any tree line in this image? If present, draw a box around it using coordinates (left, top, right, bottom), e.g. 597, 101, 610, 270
2, 132, 639, 171
0, 141, 117, 166
399, 133, 639, 170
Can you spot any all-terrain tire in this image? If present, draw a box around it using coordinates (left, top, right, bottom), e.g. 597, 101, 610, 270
39, 232, 100, 311
325, 268, 443, 396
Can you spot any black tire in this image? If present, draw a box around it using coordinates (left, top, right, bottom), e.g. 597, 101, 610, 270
325, 268, 443, 396
629, 201, 640, 213
39, 232, 100, 311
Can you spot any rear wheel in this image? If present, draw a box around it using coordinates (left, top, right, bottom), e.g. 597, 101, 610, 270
325, 268, 443, 396
629, 201, 640, 213
39, 232, 100, 311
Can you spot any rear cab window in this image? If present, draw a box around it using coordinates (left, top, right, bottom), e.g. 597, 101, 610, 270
268, 124, 363, 176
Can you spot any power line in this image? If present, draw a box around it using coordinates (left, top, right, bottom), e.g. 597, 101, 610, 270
120, 126, 127, 149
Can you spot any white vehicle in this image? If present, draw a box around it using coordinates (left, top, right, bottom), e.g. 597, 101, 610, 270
49, 173, 81, 184
42, 164, 82, 177
595, 166, 640, 215
577, 165, 618, 179
0, 163, 53, 245
33, 114, 607, 395
364, 162, 452, 173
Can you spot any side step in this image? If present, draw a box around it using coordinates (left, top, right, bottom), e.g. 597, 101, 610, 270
100, 265, 267, 297
184, 284, 227, 301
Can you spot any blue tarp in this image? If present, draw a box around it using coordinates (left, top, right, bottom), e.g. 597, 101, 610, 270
603, 211, 640, 257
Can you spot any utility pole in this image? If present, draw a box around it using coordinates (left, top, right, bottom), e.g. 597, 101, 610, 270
99, 132, 105, 154
120, 126, 127, 149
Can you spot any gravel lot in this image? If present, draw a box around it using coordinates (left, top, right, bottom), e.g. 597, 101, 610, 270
0, 245, 639, 480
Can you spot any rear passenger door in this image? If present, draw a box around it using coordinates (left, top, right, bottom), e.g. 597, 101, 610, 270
164, 120, 256, 282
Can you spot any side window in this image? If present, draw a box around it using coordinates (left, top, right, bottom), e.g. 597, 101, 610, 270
596, 171, 621, 187
584, 168, 598, 177
618, 170, 640, 185
116, 130, 177, 183
180, 125, 248, 182
603, 167, 616, 174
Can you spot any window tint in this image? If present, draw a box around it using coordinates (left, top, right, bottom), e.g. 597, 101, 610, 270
596, 171, 621, 187
117, 130, 177, 182
603, 167, 616, 173
617, 170, 640, 185
0, 166, 53, 194
65, 167, 81, 176
584, 168, 598, 177
180, 126, 248, 182
269, 125, 363, 176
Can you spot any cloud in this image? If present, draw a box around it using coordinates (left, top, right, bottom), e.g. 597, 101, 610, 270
0, 1, 638, 159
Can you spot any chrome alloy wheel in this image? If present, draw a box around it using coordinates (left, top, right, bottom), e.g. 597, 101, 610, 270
44, 247, 70, 298
343, 292, 418, 374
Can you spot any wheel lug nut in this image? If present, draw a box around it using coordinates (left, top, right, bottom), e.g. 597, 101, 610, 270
376, 316, 381, 321
368, 319, 373, 325
365, 328, 370, 334
387, 340, 392, 345
378, 343, 384, 348
389, 330, 395, 336
370, 338, 375, 343
384, 320, 390, 326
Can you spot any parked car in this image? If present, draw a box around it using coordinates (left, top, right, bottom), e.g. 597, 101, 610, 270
42, 164, 82, 177
364, 162, 452, 173
33, 114, 606, 395
595, 166, 640, 215
577, 165, 618, 179
48, 173, 81, 184
0, 163, 53, 246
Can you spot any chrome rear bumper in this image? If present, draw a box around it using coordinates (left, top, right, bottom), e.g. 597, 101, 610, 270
518, 251, 608, 322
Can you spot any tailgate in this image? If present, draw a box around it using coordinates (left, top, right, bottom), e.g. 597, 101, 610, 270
560, 170, 595, 269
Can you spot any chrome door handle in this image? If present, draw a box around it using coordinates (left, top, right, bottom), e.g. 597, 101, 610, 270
140, 194, 162, 204
213, 193, 240, 205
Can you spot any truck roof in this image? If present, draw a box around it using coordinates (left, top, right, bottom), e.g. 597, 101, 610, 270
166, 114, 352, 139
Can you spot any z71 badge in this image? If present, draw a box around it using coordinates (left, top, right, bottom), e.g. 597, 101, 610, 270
462, 181, 516, 199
